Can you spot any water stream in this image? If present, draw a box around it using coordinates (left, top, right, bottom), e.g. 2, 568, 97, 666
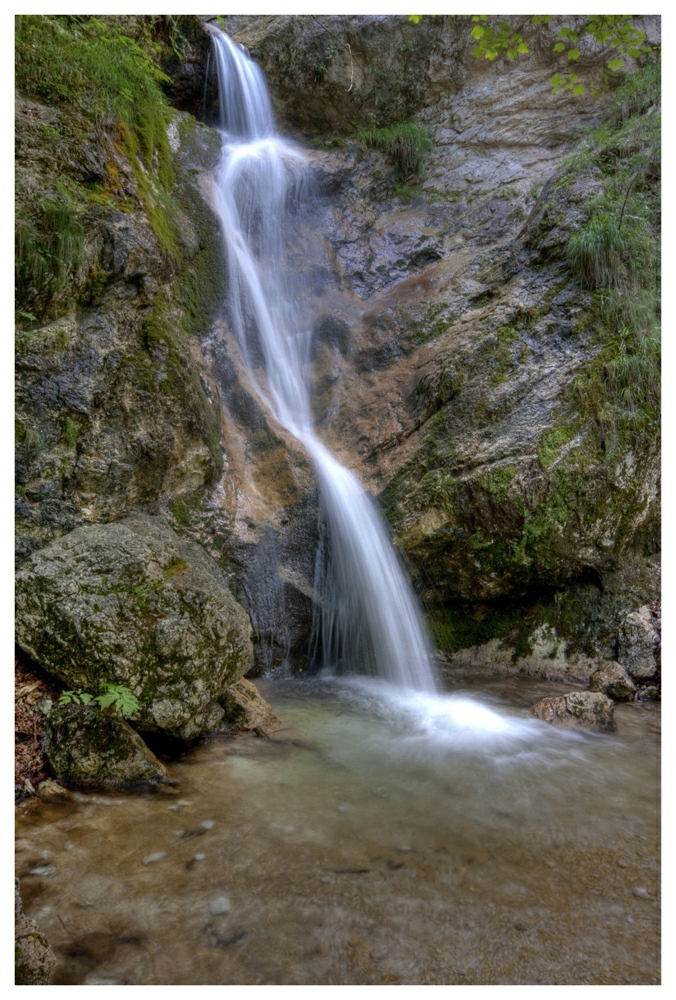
209, 27, 436, 691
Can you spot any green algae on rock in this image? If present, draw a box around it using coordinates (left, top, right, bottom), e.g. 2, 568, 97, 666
15, 515, 254, 739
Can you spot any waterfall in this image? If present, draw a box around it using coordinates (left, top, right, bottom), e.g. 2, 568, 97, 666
209, 27, 437, 692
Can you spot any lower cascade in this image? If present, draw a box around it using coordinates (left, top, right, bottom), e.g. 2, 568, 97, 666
209, 27, 437, 691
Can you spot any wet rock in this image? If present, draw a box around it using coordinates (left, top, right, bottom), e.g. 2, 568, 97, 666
532, 691, 615, 731
15, 515, 254, 739
44, 704, 168, 791
618, 607, 659, 680
589, 663, 636, 702
219, 677, 283, 736
36, 778, 72, 801
15, 878, 55, 985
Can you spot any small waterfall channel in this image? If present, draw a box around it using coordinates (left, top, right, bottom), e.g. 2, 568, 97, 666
208, 27, 436, 692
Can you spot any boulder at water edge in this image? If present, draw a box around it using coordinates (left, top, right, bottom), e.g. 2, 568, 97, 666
532, 691, 615, 731
618, 607, 659, 680
589, 662, 636, 702
44, 704, 168, 790
15, 515, 254, 739
15, 878, 55, 985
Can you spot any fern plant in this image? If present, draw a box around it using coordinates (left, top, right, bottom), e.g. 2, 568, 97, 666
59, 681, 140, 718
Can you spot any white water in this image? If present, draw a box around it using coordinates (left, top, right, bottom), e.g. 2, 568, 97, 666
210, 28, 437, 692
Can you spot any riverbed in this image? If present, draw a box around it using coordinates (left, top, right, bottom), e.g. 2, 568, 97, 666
15, 672, 660, 985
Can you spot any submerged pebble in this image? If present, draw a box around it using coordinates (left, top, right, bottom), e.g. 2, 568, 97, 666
208, 896, 231, 916
142, 852, 167, 865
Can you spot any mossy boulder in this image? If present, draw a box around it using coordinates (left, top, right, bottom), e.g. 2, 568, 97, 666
532, 691, 615, 731
589, 662, 636, 702
15, 515, 254, 739
15, 878, 55, 985
44, 703, 167, 790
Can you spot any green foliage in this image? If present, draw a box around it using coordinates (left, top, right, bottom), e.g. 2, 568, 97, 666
563, 64, 660, 455
59, 681, 140, 718
356, 120, 433, 178
16, 15, 172, 176
16, 195, 85, 315
408, 14, 656, 96
469, 15, 528, 61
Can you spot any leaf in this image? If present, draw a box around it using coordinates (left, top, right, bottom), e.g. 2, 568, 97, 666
550, 74, 565, 86
553, 42, 566, 53
79, 692, 94, 704
471, 26, 485, 40
572, 84, 586, 95
517, 42, 529, 54
408, 15, 423, 24
567, 49, 581, 61
507, 48, 516, 58
96, 690, 117, 710
19, 311, 37, 321
608, 58, 624, 70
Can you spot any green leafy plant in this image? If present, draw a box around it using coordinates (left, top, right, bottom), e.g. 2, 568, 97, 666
408, 15, 655, 96
59, 681, 140, 718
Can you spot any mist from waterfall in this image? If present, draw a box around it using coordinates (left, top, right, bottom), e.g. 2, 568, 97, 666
209, 27, 437, 692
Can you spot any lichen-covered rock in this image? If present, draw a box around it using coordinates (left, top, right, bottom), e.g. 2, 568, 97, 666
532, 691, 615, 731
220, 678, 283, 736
15, 878, 55, 985
15, 515, 254, 739
589, 662, 636, 702
44, 704, 168, 790
618, 606, 659, 680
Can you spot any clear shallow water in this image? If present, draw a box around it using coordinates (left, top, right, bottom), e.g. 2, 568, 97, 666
16, 675, 660, 985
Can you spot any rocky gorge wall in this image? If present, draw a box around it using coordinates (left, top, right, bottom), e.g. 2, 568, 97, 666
16, 14, 660, 719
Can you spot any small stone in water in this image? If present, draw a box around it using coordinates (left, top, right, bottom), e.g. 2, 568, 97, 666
200, 819, 215, 830
27, 864, 55, 877
173, 830, 185, 837
397, 845, 412, 853
617, 859, 629, 868
272, 823, 294, 836
632, 886, 653, 900
337, 803, 353, 814
142, 852, 167, 865
209, 896, 231, 916
167, 799, 192, 811
193, 853, 206, 861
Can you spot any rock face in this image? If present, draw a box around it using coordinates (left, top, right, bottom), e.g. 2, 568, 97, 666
15, 878, 55, 985
44, 704, 168, 790
589, 662, 636, 702
16, 100, 224, 564
532, 691, 615, 731
15, 515, 254, 739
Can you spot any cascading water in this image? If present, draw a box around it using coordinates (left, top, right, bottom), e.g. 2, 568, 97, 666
209, 27, 437, 692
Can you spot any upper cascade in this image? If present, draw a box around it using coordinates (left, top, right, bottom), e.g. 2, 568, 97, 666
211, 28, 274, 139
209, 26, 438, 693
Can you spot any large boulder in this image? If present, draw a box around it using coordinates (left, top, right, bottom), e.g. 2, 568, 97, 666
532, 691, 615, 731
44, 704, 168, 790
618, 606, 659, 680
15, 515, 254, 739
15, 878, 55, 985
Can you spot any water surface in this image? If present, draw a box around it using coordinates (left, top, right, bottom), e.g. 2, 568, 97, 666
16, 673, 660, 985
